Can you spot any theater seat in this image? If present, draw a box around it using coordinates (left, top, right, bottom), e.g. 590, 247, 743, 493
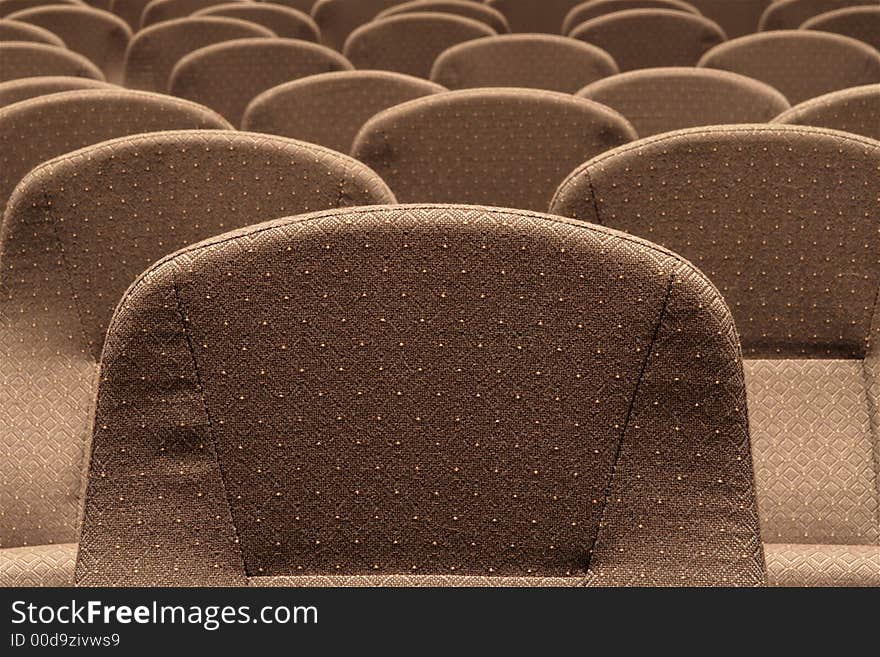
75, 204, 765, 586
550, 124, 880, 586
0, 130, 394, 586
0, 18, 65, 46
194, 2, 321, 41
686, 0, 770, 38
0, 76, 113, 109
562, 0, 701, 35
772, 84, 880, 141
486, 0, 582, 33
312, 0, 409, 51
801, 6, 880, 51
0, 42, 104, 83
0, 0, 82, 17
140, 0, 232, 27
351, 88, 636, 211
242, 70, 445, 153
376, 0, 510, 33
109, 0, 154, 31
758, 0, 879, 31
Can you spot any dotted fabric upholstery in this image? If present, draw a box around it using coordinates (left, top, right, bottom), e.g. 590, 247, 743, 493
0, 130, 394, 584
765, 544, 880, 586
109, 0, 155, 30
0, 76, 114, 109
570, 9, 727, 72
75, 204, 763, 586
431, 34, 619, 94
194, 3, 320, 40
0, 544, 77, 586
698, 31, 880, 105
758, 0, 879, 31
802, 7, 880, 51
486, 0, 582, 33
0, 18, 65, 46
562, 0, 700, 35
251, 574, 586, 586
578, 67, 790, 137
140, 0, 237, 27
169, 38, 351, 126
686, 0, 770, 38
773, 84, 880, 141
6, 7, 131, 84
376, 0, 510, 33
0, 0, 82, 17
242, 70, 445, 153
0, 43, 104, 84
352, 88, 636, 211
268, 0, 317, 12
124, 17, 275, 92
343, 13, 495, 79
312, 0, 410, 51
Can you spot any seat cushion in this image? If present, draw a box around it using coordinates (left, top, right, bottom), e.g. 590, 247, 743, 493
765, 543, 880, 586
0, 543, 76, 586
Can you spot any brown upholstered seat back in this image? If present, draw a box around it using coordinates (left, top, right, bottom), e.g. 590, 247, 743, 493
376, 0, 510, 33
0, 76, 113, 109
550, 124, 880, 359
578, 67, 790, 137
562, 0, 700, 35
802, 6, 880, 51
431, 34, 619, 94
75, 204, 764, 586
698, 31, 880, 104
772, 84, 880, 141
758, 0, 879, 31
312, 0, 408, 51
0, 42, 104, 83
0, 0, 82, 17
193, 2, 320, 40
687, 0, 770, 37
486, 0, 582, 33
140, 0, 232, 27
342, 13, 495, 79
0, 130, 394, 554
109, 0, 153, 31
0, 18, 65, 46
169, 38, 351, 126
242, 70, 444, 154
352, 88, 636, 211
123, 17, 275, 92
570, 9, 727, 71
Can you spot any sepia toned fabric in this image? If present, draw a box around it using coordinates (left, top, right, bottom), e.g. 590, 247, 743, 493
570, 9, 726, 72
194, 2, 320, 40
758, 0, 879, 31
773, 84, 880, 141
352, 88, 636, 211
343, 13, 495, 79
75, 204, 763, 586
140, 0, 237, 27
431, 34, 618, 94
376, 0, 510, 33
562, 0, 700, 35
801, 6, 880, 51
686, 0, 770, 37
698, 31, 880, 104
312, 0, 410, 51
486, 0, 582, 33
124, 17, 275, 92
0, 42, 104, 83
0, 544, 77, 587
109, 0, 154, 30
242, 70, 444, 153
6, 6, 131, 84
0, 76, 113, 109
0, 0, 82, 17
0, 130, 394, 586
765, 544, 880, 586
578, 67, 789, 137
0, 18, 65, 46
267, 0, 317, 12
169, 38, 351, 126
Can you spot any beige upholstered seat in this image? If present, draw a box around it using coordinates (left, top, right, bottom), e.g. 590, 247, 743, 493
773, 84, 880, 141
0, 0, 82, 17
550, 124, 880, 586
0, 18, 65, 46
0, 76, 113, 109
242, 70, 444, 153
6, 6, 131, 84
75, 203, 764, 587
376, 0, 510, 33
802, 6, 880, 51
109, 0, 154, 30
169, 38, 351, 125
570, 9, 726, 71
343, 13, 495, 79
431, 34, 618, 93
312, 0, 408, 51
699, 31, 880, 105
140, 0, 233, 27
351, 88, 635, 211
124, 17, 275, 92
194, 2, 320, 40
486, 0, 582, 33
562, 0, 700, 35
0, 43, 104, 83
0, 129, 395, 587
578, 67, 789, 137
759, 0, 879, 31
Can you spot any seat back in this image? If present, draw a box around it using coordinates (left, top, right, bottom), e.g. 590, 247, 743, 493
0, 129, 394, 553
0, 0, 82, 17
194, 2, 320, 40
578, 67, 789, 137
242, 70, 444, 153
570, 9, 726, 71
758, 0, 879, 31
562, 0, 700, 35
352, 88, 636, 211
169, 38, 351, 125
431, 34, 618, 93
124, 16, 275, 91
0, 18, 65, 46
312, 0, 409, 51
343, 13, 495, 79
75, 203, 764, 586
6, 6, 131, 83
486, 0, 582, 33
0, 42, 103, 83
686, 0, 770, 37
376, 0, 510, 33
140, 0, 233, 27
0, 76, 113, 108
109, 0, 153, 30
699, 31, 880, 104
773, 84, 880, 141
802, 6, 880, 51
